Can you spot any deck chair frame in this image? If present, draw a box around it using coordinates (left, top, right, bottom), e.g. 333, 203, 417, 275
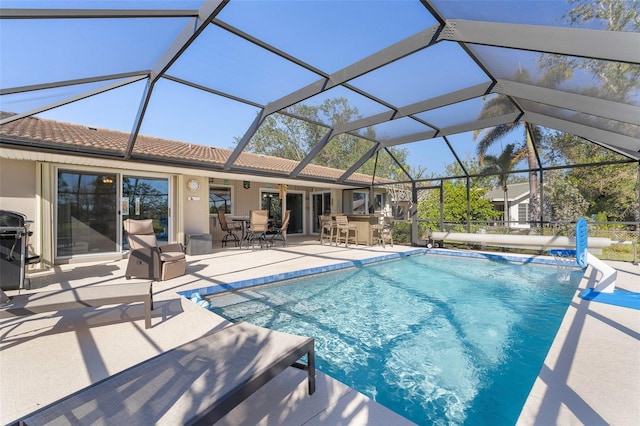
0, 282, 153, 329
10, 321, 315, 426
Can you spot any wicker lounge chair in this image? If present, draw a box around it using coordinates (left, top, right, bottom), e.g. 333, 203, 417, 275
10, 321, 315, 425
124, 219, 186, 281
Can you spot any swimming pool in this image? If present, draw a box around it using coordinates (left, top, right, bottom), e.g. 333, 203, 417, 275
207, 253, 582, 425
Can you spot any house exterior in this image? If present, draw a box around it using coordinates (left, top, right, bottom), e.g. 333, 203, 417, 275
0, 114, 391, 268
485, 182, 531, 228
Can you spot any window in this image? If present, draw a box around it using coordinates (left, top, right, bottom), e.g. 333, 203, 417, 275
374, 193, 385, 212
352, 191, 368, 213
518, 203, 529, 224
210, 186, 232, 214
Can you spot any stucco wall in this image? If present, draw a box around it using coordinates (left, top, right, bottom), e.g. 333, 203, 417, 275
182, 175, 210, 236
0, 158, 37, 220
0, 158, 39, 259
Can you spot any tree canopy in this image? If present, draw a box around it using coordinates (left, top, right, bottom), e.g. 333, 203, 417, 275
238, 98, 412, 180
418, 180, 500, 232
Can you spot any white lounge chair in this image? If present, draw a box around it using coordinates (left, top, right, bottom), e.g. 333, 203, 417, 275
0, 282, 154, 329
10, 321, 315, 425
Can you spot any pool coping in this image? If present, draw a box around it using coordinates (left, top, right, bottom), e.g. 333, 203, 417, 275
179, 248, 578, 300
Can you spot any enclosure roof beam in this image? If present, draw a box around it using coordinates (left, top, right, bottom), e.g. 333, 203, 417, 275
493, 79, 640, 126
524, 111, 640, 160
439, 19, 640, 64
262, 25, 441, 115
125, 0, 229, 158
0, 8, 199, 19
337, 144, 380, 183
0, 76, 147, 126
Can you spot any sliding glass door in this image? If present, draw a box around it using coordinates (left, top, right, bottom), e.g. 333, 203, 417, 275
260, 189, 304, 235
56, 170, 170, 258
311, 192, 331, 234
57, 170, 118, 257
122, 175, 170, 248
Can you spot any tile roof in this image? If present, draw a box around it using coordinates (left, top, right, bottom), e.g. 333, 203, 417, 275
0, 113, 376, 185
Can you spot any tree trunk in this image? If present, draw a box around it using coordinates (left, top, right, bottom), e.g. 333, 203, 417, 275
525, 124, 539, 224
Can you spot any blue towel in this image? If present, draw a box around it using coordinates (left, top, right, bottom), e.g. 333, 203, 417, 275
580, 288, 640, 310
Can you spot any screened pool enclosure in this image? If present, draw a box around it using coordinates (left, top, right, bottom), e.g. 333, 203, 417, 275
1, 0, 639, 234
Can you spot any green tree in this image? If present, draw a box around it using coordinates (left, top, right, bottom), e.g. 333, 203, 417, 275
473, 75, 541, 223
239, 98, 410, 180
564, 0, 639, 32
542, 169, 590, 223
538, 1, 639, 120
541, 132, 639, 222
418, 180, 500, 232
480, 144, 520, 227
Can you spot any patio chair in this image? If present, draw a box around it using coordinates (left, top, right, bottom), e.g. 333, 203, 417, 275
11, 321, 315, 425
268, 210, 290, 247
371, 216, 393, 248
217, 210, 241, 248
319, 215, 336, 245
246, 210, 270, 249
335, 215, 358, 247
124, 219, 186, 281
370, 220, 384, 247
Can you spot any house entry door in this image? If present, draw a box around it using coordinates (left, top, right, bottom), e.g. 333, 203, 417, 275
311, 192, 331, 234
260, 189, 304, 235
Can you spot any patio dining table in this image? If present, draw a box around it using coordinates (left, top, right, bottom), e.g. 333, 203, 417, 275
228, 215, 250, 248
229, 215, 275, 249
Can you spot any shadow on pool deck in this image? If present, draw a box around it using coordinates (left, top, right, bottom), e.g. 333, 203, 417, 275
1, 242, 638, 425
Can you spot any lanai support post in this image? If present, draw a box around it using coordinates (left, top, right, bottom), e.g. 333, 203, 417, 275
539, 168, 545, 234
466, 177, 471, 232
411, 181, 419, 245
439, 180, 444, 232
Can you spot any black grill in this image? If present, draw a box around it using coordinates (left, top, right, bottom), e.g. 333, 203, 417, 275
1, 210, 40, 290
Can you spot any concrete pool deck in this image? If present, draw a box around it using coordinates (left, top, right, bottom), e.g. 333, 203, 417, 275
1, 239, 638, 425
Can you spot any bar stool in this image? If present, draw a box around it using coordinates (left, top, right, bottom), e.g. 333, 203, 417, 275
335, 215, 358, 247
370, 219, 384, 246
319, 215, 336, 245
380, 216, 394, 248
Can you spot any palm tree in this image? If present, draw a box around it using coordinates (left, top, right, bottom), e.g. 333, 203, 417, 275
474, 70, 540, 224
481, 144, 520, 228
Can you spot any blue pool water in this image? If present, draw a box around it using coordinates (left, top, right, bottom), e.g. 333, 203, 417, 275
207, 254, 581, 425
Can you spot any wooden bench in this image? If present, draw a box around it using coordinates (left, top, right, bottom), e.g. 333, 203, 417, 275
11, 321, 315, 425
0, 281, 153, 329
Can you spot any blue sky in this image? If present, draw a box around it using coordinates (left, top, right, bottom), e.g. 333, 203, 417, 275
0, 0, 580, 178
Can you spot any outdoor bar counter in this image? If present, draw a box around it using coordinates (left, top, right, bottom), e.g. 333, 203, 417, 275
333, 214, 382, 245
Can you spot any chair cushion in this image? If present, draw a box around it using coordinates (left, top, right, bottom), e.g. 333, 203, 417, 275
124, 219, 154, 235
160, 251, 186, 262
128, 234, 158, 250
